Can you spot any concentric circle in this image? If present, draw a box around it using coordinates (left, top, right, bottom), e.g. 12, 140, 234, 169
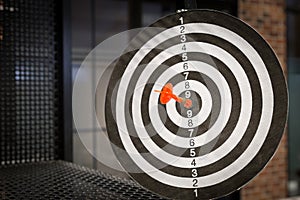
165, 80, 212, 128
105, 10, 288, 200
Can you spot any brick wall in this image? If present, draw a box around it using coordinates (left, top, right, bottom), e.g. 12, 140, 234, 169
238, 0, 288, 199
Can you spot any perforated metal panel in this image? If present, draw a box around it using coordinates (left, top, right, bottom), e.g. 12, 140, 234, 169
0, 0, 63, 164
0, 161, 166, 199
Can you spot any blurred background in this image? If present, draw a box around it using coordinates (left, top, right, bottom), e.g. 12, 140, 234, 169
1, 0, 300, 199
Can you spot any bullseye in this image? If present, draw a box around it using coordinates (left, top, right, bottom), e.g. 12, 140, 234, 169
154, 83, 192, 109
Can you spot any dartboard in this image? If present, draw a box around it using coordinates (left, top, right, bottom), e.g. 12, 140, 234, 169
105, 10, 288, 200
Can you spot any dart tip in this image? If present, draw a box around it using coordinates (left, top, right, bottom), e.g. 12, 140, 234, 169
184, 99, 192, 109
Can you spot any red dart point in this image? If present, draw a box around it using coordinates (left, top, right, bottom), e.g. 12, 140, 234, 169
184, 99, 192, 109
154, 83, 192, 109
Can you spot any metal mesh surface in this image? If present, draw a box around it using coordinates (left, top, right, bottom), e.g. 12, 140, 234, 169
0, 161, 166, 200
0, 0, 63, 164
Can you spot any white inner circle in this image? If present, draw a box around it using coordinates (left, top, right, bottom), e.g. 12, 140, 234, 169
165, 80, 212, 129
115, 23, 273, 188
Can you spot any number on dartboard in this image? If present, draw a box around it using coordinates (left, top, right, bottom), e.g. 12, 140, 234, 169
188, 119, 193, 127
182, 52, 188, 61
180, 35, 186, 42
185, 90, 191, 98
188, 129, 194, 137
187, 110, 192, 118
190, 149, 196, 157
183, 62, 188, 70
183, 72, 189, 80
179, 16, 183, 24
190, 138, 195, 146
194, 189, 198, 197
192, 169, 198, 177
191, 159, 196, 166
185, 81, 190, 89
180, 25, 185, 33
192, 179, 198, 187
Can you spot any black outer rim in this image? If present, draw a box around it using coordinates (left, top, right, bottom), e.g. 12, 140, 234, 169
105, 9, 288, 200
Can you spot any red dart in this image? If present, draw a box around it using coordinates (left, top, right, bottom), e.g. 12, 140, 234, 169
154, 83, 192, 109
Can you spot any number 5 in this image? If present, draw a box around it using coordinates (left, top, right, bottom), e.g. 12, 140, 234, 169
190, 149, 196, 157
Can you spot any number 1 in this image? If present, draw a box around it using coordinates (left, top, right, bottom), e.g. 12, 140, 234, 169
179, 17, 183, 24
194, 189, 198, 197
